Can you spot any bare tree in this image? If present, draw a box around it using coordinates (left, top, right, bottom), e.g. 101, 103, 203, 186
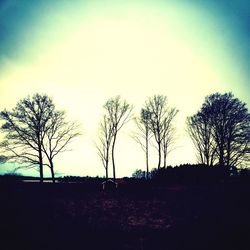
161, 109, 178, 168
96, 115, 113, 180
132, 109, 152, 180
208, 93, 250, 168
41, 111, 81, 183
103, 96, 133, 181
187, 111, 217, 166
187, 92, 250, 168
145, 95, 178, 169
0, 94, 54, 182
0, 94, 81, 182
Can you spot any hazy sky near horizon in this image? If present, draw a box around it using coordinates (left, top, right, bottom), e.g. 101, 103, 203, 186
0, 0, 249, 177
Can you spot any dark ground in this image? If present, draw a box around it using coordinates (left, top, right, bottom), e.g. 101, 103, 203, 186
0, 181, 249, 250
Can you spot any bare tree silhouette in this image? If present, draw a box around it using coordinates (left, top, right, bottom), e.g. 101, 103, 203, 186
41, 111, 81, 183
132, 109, 152, 180
187, 111, 216, 166
96, 115, 113, 180
187, 92, 250, 168
161, 109, 178, 168
103, 96, 133, 181
0, 94, 54, 182
0, 93, 81, 182
145, 95, 178, 169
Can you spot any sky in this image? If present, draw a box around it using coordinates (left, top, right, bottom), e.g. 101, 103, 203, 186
0, 0, 249, 177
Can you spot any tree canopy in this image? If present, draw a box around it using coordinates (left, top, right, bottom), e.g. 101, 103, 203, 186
187, 92, 250, 168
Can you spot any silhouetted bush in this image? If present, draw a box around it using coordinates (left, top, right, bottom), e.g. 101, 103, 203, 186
58, 175, 103, 183
132, 169, 146, 179
0, 173, 23, 183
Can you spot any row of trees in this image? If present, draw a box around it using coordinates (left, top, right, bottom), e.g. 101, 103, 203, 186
96, 95, 178, 181
0, 92, 249, 183
97, 93, 249, 181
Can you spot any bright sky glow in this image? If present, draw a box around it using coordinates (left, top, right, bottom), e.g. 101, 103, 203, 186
0, 0, 249, 177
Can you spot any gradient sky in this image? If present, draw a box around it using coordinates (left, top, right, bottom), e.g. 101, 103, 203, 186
0, 0, 249, 177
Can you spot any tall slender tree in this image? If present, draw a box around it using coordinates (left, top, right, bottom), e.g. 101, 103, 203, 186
132, 109, 152, 180
103, 96, 133, 181
96, 115, 113, 180
161, 108, 178, 168
145, 95, 178, 169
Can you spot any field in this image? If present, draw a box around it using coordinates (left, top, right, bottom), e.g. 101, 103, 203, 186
0, 180, 249, 250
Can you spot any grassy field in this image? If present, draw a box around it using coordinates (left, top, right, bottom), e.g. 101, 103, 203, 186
0, 181, 249, 250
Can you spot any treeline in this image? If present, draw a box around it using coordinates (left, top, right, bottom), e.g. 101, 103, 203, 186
0, 174, 103, 186
0, 92, 249, 182
1, 164, 250, 187
133, 164, 250, 185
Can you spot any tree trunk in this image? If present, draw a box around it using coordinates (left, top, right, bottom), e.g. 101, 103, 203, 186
50, 160, 55, 183
111, 133, 117, 182
206, 157, 209, 167
205, 150, 209, 166
146, 132, 149, 180
163, 150, 167, 168
157, 142, 161, 169
105, 146, 109, 180
226, 141, 231, 168
105, 160, 108, 180
38, 146, 43, 183
219, 146, 224, 167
